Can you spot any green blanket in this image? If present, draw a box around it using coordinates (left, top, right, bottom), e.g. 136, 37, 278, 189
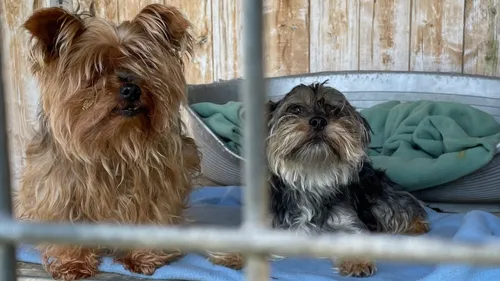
191, 100, 500, 191
190, 101, 244, 154
362, 100, 500, 191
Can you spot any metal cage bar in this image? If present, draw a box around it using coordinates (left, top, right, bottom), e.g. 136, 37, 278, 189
1, 1, 500, 281
3, 220, 500, 265
240, 0, 270, 280
0, 26, 17, 281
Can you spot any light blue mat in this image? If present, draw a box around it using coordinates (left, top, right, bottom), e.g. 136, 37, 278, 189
16, 186, 500, 280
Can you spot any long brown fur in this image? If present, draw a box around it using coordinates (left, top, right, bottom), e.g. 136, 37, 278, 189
14, 4, 201, 280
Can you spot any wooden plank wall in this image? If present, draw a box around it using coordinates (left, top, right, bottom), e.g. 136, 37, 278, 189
1, 0, 500, 186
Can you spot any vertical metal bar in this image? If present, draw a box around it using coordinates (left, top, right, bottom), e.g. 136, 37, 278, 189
0, 25, 18, 281
240, 0, 270, 280
241, 0, 269, 233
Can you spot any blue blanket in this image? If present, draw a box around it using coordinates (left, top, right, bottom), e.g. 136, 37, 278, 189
17, 186, 500, 280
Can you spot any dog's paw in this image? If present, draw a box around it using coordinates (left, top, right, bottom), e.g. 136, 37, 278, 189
116, 251, 183, 276
335, 259, 377, 277
116, 256, 157, 276
46, 261, 97, 281
208, 252, 244, 270
42, 247, 99, 281
405, 218, 430, 235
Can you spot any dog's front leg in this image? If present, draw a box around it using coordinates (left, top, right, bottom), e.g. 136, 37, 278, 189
207, 216, 276, 270
41, 245, 100, 281
207, 251, 245, 270
115, 249, 183, 275
324, 205, 377, 278
369, 186, 430, 235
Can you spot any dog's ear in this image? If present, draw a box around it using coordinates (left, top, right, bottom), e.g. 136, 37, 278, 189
359, 115, 373, 145
267, 100, 279, 114
267, 100, 281, 118
23, 8, 84, 64
360, 115, 372, 134
133, 4, 194, 57
266, 100, 281, 125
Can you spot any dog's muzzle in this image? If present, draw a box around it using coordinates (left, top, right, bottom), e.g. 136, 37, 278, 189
120, 83, 141, 102
309, 116, 327, 131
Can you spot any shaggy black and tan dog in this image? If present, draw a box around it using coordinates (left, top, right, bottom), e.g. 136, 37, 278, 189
210, 82, 429, 277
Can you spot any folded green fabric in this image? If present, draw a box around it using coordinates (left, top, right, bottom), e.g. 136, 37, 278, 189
361, 100, 500, 191
191, 100, 500, 192
190, 101, 244, 154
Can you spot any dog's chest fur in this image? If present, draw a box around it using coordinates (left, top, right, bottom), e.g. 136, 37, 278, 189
269, 162, 387, 234
270, 174, 342, 233
15, 127, 193, 225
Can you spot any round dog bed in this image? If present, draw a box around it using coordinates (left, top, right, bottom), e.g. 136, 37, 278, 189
185, 71, 500, 208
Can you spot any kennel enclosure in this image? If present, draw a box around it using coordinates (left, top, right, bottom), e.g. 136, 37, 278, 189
2, 0, 500, 280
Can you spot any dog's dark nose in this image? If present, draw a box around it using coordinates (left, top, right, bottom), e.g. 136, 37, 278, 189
120, 83, 141, 101
309, 116, 328, 131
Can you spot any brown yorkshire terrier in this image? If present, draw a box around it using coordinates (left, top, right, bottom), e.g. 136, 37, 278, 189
14, 4, 201, 280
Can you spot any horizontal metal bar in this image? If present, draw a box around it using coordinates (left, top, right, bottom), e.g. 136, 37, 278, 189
3, 219, 500, 266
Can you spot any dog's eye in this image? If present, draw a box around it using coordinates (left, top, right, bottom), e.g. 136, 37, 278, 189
287, 105, 304, 115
